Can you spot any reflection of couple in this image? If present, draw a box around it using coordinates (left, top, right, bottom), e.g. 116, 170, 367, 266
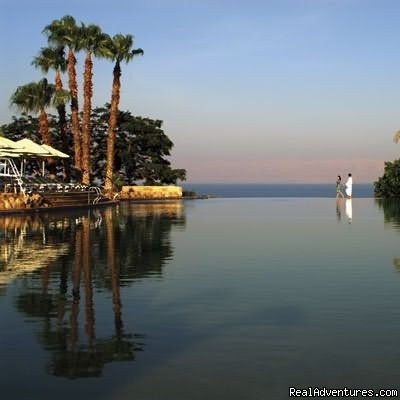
345, 198, 352, 223
336, 173, 353, 199
336, 197, 352, 223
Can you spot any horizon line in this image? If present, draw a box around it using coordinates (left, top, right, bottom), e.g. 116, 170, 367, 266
182, 181, 374, 185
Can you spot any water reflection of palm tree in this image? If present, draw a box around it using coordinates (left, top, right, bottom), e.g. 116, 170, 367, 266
105, 208, 122, 333
5, 202, 185, 378
49, 213, 139, 378
82, 216, 96, 347
69, 223, 82, 353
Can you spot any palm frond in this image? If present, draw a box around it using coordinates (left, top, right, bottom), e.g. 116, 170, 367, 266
52, 89, 70, 107
10, 79, 55, 114
32, 46, 67, 74
108, 34, 143, 63
43, 15, 79, 50
78, 23, 112, 57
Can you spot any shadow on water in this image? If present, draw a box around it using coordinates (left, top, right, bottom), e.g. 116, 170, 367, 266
0, 201, 185, 379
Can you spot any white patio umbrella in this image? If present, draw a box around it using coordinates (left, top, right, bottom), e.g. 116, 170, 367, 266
0, 137, 19, 150
0, 150, 22, 157
15, 139, 52, 157
40, 144, 69, 158
0, 138, 27, 174
15, 139, 53, 176
1, 138, 69, 175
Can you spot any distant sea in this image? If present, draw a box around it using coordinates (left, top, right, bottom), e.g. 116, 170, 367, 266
182, 183, 374, 198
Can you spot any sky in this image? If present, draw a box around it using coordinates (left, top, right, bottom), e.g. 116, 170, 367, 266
1, 0, 400, 183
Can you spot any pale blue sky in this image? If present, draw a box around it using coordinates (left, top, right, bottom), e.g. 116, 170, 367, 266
1, 0, 400, 182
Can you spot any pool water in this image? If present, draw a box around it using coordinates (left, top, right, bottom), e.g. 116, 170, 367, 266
0, 198, 399, 399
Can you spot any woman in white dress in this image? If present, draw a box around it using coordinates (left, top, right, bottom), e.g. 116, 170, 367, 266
345, 173, 353, 198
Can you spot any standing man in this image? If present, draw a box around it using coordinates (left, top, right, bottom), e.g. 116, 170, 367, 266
345, 173, 353, 198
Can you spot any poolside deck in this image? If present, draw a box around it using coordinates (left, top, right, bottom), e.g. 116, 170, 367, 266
0, 191, 116, 214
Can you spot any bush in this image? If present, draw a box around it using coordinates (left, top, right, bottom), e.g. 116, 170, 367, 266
111, 173, 126, 192
374, 159, 400, 197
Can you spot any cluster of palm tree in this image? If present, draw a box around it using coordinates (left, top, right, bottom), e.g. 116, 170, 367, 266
10, 15, 143, 191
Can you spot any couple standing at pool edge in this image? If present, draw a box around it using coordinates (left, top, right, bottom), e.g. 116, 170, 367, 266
336, 173, 352, 199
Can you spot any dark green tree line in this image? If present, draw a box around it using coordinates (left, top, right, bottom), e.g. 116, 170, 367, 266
374, 159, 400, 198
1, 106, 186, 185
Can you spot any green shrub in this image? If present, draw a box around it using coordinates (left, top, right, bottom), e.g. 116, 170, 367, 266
111, 173, 126, 192
374, 159, 400, 197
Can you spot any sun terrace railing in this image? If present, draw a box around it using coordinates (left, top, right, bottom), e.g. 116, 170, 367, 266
0, 158, 104, 204
0, 158, 28, 196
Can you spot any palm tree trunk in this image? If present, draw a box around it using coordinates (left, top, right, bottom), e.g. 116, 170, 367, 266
39, 109, 51, 145
55, 71, 68, 147
67, 48, 82, 173
105, 61, 121, 193
55, 70, 70, 180
82, 52, 93, 186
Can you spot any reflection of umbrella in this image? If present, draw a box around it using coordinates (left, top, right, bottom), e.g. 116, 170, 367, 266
0, 242, 69, 285
41, 144, 69, 158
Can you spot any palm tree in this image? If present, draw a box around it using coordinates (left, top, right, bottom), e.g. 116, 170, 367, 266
32, 46, 69, 151
10, 78, 67, 145
43, 16, 82, 172
78, 24, 112, 185
104, 34, 143, 193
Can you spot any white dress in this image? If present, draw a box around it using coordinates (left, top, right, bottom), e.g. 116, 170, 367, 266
345, 177, 353, 197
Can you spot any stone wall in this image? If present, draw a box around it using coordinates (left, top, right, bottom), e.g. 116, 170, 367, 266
120, 186, 182, 200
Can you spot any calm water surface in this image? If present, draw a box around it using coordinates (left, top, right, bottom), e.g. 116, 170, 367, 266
1, 198, 400, 399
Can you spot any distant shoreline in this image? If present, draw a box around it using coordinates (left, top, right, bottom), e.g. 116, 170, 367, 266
183, 182, 375, 185
182, 183, 374, 199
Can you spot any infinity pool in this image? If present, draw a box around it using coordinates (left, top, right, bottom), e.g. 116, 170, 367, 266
1, 198, 399, 399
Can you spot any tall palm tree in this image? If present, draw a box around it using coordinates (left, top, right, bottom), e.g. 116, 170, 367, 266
32, 46, 69, 151
78, 24, 111, 185
43, 16, 82, 172
10, 78, 68, 145
104, 34, 143, 193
